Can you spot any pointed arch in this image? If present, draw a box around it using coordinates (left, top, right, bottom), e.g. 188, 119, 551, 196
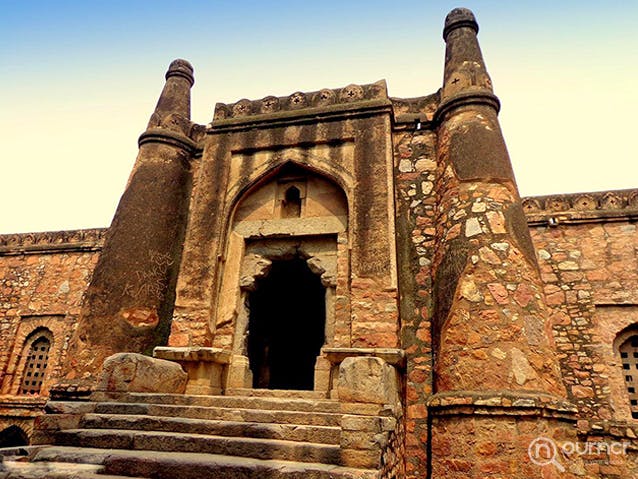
226, 155, 353, 223
19, 328, 53, 396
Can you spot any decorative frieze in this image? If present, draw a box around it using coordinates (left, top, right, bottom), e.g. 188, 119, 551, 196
523, 189, 638, 225
0, 228, 106, 256
212, 80, 389, 122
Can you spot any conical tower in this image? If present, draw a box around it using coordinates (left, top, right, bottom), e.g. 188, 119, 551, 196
63, 60, 198, 381
428, 8, 581, 477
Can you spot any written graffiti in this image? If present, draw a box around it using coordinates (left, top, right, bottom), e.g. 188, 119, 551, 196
122, 251, 174, 303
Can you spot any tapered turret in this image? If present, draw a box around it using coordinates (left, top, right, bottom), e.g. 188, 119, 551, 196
427, 10, 579, 478
147, 59, 193, 131
432, 8, 563, 394
63, 60, 198, 381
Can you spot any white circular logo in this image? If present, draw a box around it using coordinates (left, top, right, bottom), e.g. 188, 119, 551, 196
528, 436, 565, 472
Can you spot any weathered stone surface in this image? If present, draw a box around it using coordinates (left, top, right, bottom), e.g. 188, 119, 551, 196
62, 59, 197, 381
337, 357, 399, 406
96, 353, 187, 394
2, 7, 638, 479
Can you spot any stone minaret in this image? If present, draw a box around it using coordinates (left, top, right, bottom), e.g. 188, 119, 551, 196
63, 60, 198, 380
429, 9, 579, 477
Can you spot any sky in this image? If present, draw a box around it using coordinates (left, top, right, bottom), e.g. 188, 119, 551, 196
1, 1, 637, 234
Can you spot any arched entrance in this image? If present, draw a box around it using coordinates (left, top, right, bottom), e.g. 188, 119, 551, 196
0, 425, 29, 447
247, 257, 326, 390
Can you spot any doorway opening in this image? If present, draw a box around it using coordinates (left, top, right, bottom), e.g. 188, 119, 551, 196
247, 257, 326, 390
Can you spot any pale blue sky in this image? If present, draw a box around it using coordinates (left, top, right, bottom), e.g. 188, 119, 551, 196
1, 1, 637, 233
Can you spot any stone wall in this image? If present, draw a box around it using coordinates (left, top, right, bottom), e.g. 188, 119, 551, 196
527, 190, 638, 422
0, 229, 102, 438
2, 191, 638, 475
391, 101, 439, 477
527, 191, 638, 478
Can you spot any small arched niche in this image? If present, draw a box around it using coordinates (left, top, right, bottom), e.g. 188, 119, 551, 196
0, 425, 29, 447
19, 328, 53, 396
216, 163, 349, 392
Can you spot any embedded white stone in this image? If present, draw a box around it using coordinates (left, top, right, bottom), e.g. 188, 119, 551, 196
465, 217, 482, 237
398, 159, 413, 172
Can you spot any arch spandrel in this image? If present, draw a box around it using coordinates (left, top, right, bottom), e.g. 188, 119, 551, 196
225, 145, 355, 221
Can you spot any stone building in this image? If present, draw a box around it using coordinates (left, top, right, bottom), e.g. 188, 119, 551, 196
1, 8, 637, 478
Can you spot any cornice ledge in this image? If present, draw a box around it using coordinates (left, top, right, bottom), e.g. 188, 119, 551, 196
0, 228, 107, 256
209, 99, 392, 133
138, 128, 199, 154
523, 189, 638, 226
433, 90, 500, 124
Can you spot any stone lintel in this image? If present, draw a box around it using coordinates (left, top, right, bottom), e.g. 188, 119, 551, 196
427, 390, 578, 418
0, 396, 47, 413
323, 347, 405, 368
233, 216, 347, 239
49, 382, 94, 401
153, 346, 232, 364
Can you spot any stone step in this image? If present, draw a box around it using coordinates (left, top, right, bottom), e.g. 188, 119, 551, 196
89, 392, 342, 413
80, 413, 341, 444
0, 460, 133, 479
54, 429, 352, 466
225, 388, 328, 399
32, 446, 379, 479
92, 402, 343, 427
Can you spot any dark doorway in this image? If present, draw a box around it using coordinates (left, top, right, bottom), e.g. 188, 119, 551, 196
0, 425, 29, 447
247, 257, 326, 390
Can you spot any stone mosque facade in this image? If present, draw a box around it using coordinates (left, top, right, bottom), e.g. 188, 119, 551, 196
1, 8, 638, 478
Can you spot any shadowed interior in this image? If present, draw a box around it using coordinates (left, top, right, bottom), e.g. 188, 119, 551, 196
247, 257, 326, 390
0, 425, 29, 447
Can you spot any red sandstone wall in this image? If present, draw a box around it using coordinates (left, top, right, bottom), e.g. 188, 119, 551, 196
392, 124, 438, 477
0, 232, 102, 397
531, 219, 638, 422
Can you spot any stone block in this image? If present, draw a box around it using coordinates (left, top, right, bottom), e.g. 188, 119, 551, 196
96, 353, 187, 394
225, 355, 252, 390
337, 356, 400, 406
313, 356, 332, 393
153, 347, 230, 395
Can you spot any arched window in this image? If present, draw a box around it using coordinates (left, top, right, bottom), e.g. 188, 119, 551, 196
0, 425, 29, 447
620, 335, 638, 419
282, 185, 302, 218
19, 333, 51, 395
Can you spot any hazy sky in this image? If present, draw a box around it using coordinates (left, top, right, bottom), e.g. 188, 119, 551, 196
1, 1, 637, 233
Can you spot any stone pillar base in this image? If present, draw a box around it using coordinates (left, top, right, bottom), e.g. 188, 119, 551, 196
153, 347, 231, 395
225, 354, 253, 390
322, 347, 405, 400
428, 391, 583, 478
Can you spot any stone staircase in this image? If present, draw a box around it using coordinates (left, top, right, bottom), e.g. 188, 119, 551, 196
0, 390, 397, 478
